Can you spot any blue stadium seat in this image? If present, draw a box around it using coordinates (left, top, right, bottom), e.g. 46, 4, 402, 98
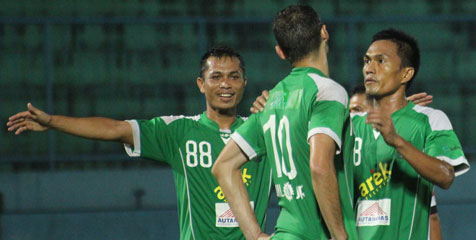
375, 1, 430, 15
64, 51, 108, 85
456, 50, 476, 79
2, 1, 22, 16
402, 22, 453, 50
49, 25, 72, 53
334, 0, 368, 15
419, 50, 455, 83
462, 0, 476, 13
125, 25, 158, 51
78, 25, 105, 50
24, 25, 43, 50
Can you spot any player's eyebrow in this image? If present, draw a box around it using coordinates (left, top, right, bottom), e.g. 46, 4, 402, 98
364, 53, 388, 59
211, 70, 241, 75
228, 70, 241, 75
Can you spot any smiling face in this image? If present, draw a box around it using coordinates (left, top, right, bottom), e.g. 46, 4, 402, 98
363, 40, 409, 98
197, 56, 247, 115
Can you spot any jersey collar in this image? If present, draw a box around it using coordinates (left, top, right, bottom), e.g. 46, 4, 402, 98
290, 67, 327, 78
199, 112, 244, 132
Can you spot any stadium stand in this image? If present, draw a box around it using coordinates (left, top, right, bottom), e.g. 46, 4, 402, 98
0, 2, 475, 239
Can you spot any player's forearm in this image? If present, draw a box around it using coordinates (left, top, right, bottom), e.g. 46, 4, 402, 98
312, 167, 348, 240
213, 141, 263, 240
393, 137, 454, 189
217, 167, 262, 240
309, 135, 347, 240
48, 115, 133, 144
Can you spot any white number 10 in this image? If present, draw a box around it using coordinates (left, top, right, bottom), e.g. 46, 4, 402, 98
263, 115, 297, 180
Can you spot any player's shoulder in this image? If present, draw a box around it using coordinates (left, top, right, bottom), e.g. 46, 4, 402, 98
410, 105, 453, 131
350, 112, 367, 129
306, 73, 348, 106
350, 111, 367, 119
159, 114, 201, 125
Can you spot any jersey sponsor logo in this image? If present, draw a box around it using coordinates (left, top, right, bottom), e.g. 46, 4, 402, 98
283, 182, 294, 200
275, 183, 306, 201
356, 199, 391, 226
215, 202, 254, 227
359, 162, 391, 199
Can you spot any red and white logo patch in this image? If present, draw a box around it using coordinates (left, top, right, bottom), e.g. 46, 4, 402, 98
356, 199, 391, 226
215, 202, 254, 227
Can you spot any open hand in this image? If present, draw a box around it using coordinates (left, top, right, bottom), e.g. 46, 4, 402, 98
406, 92, 432, 106
250, 90, 269, 114
6, 103, 51, 135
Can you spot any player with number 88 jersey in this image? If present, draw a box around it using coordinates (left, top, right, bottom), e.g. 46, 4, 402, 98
125, 113, 272, 239
7, 45, 272, 240
122, 46, 273, 240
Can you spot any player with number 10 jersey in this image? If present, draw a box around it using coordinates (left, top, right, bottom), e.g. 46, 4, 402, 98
232, 67, 349, 239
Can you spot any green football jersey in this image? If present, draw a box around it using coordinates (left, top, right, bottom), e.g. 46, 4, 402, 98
347, 102, 470, 239
232, 67, 351, 239
124, 112, 272, 240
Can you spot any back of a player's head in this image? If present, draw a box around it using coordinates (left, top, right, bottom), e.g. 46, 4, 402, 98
199, 45, 246, 78
372, 28, 420, 89
351, 84, 366, 97
272, 5, 323, 64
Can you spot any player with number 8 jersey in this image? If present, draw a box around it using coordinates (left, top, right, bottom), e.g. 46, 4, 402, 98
347, 102, 469, 239
344, 29, 470, 239
232, 67, 349, 239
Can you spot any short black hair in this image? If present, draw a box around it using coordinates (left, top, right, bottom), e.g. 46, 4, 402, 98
199, 45, 245, 78
273, 5, 323, 64
372, 28, 420, 89
351, 84, 366, 97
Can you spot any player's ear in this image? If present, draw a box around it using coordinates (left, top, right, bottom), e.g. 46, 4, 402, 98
197, 77, 206, 93
400, 67, 414, 85
320, 24, 329, 42
275, 45, 286, 60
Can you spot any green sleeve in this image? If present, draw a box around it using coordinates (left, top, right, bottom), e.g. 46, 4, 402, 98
425, 129, 469, 176
124, 118, 176, 164
232, 113, 266, 160
308, 100, 348, 152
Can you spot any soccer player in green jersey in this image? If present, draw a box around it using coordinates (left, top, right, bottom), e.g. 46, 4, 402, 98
349, 84, 443, 239
7, 46, 272, 240
348, 28, 470, 239
213, 5, 352, 240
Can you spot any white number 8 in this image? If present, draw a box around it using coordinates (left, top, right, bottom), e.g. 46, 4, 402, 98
353, 137, 362, 166
186, 140, 212, 168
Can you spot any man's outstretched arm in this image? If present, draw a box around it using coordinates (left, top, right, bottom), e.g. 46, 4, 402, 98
7, 102, 133, 145
212, 140, 269, 240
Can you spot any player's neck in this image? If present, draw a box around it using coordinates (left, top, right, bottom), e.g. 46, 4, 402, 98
206, 107, 237, 130
372, 87, 408, 114
292, 47, 329, 77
